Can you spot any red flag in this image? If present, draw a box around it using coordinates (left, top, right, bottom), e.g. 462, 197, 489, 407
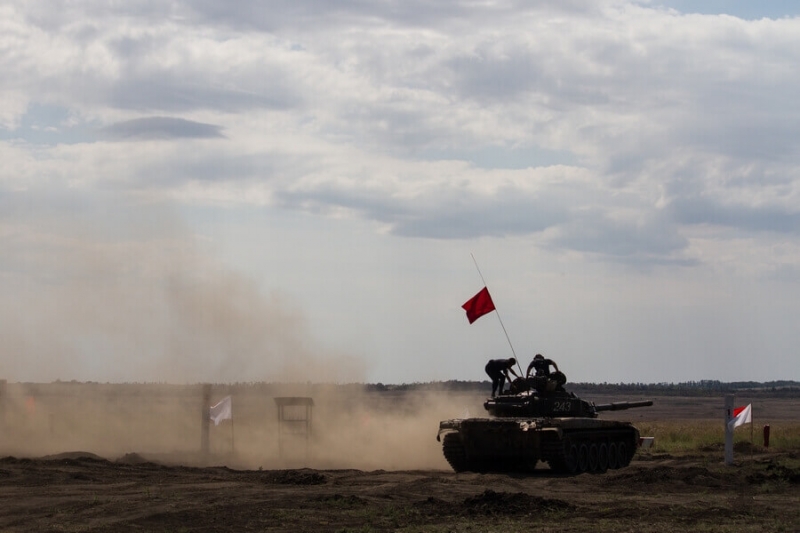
462, 287, 496, 324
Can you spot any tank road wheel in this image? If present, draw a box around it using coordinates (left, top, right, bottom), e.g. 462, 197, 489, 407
616, 441, 630, 468
588, 443, 599, 473
577, 443, 590, 473
607, 442, 619, 470
597, 443, 609, 473
617, 442, 633, 468
442, 433, 468, 472
563, 443, 579, 474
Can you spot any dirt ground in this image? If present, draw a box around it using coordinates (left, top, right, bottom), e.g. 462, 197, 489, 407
1, 450, 799, 532
1, 391, 799, 532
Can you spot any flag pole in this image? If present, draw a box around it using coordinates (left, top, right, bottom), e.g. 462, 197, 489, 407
750, 409, 753, 461
470, 253, 522, 375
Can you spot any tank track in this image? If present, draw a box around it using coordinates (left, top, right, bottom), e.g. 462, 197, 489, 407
543, 430, 637, 474
442, 432, 468, 472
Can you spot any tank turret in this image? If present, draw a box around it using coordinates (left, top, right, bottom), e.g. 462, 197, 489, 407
484, 387, 653, 418
437, 377, 653, 475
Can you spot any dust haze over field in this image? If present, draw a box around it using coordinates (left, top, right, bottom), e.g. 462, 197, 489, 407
0, 192, 365, 385
303, 388, 485, 471
0, 193, 483, 471
0, 380, 484, 471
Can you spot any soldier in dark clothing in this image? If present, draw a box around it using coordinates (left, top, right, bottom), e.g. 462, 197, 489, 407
526, 353, 566, 392
526, 353, 559, 378
485, 358, 520, 397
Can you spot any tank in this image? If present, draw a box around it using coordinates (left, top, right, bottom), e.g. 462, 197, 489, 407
437, 376, 653, 475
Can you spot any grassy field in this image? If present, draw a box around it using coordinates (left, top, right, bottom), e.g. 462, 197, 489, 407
636, 420, 800, 454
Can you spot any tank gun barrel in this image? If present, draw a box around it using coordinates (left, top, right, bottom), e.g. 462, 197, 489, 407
593, 400, 653, 412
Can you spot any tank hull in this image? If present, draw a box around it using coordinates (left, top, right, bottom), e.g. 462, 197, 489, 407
438, 417, 641, 474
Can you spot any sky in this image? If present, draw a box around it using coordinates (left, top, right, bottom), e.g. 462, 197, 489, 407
1, 0, 799, 385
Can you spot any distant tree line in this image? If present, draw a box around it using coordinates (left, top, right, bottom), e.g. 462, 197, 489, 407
16, 379, 800, 398
366, 379, 800, 397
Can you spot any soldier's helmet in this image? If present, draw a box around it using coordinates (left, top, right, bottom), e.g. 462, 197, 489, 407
534, 353, 544, 360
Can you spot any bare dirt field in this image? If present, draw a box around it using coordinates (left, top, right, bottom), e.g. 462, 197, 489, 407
1, 449, 799, 532
1, 388, 799, 532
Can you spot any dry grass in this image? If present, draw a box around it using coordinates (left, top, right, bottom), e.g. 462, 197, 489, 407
635, 420, 800, 454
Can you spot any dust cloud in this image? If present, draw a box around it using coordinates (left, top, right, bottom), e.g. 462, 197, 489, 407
0, 190, 365, 384
0, 189, 482, 471
278, 386, 487, 471
0, 381, 488, 471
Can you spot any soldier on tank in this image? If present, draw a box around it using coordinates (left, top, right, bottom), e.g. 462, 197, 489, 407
526, 354, 567, 392
526, 353, 558, 377
484, 358, 520, 397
